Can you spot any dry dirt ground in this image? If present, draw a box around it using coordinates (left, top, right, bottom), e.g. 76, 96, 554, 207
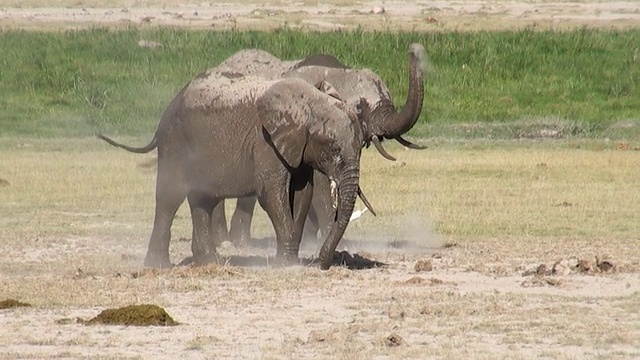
1, 0, 640, 31
1, 1, 640, 359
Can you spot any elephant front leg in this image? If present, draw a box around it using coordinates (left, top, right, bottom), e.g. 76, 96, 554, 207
188, 193, 221, 266
290, 168, 314, 256
229, 196, 257, 247
258, 186, 297, 265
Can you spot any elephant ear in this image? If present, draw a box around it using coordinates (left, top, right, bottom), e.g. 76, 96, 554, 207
315, 80, 341, 101
258, 79, 348, 169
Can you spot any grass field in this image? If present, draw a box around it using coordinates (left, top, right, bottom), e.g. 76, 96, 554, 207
0, 28, 639, 138
1, 6, 640, 358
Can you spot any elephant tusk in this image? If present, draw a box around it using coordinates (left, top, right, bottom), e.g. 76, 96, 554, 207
330, 179, 338, 212
395, 135, 427, 150
357, 186, 377, 217
371, 137, 396, 161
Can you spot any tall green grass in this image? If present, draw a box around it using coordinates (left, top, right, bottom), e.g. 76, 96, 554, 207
0, 27, 638, 137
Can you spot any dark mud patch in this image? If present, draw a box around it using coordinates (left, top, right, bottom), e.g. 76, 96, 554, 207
177, 250, 386, 270
85, 304, 179, 326
0, 299, 32, 309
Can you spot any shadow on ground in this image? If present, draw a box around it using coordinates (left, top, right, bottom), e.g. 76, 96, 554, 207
177, 250, 386, 270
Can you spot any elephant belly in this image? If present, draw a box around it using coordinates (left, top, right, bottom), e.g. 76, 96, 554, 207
184, 157, 257, 199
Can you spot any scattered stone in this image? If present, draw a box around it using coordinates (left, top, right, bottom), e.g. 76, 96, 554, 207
387, 305, 405, 320
55, 317, 83, 325
405, 276, 423, 284
521, 276, 562, 287
0, 299, 32, 309
576, 259, 591, 273
414, 259, 433, 272
535, 263, 548, 276
372, 6, 385, 14
0, 178, 9, 187
425, 16, 438, 23
138, 39, 163, 48
384, 333, 404, 347
429, 277, 444, 285
140, 16, 155, 23
596, 255, 615, 273
552, 258, 572, 276
86, 304, 179, 326
307, 328, 343, 343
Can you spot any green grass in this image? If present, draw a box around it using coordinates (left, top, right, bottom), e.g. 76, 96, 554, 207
0, 27, 638, 138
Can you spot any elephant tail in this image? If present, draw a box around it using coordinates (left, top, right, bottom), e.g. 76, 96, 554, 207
97, 133, 158, 154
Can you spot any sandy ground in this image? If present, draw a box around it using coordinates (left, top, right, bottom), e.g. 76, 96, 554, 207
1, 1, 640, 358
1, 0, 639, 31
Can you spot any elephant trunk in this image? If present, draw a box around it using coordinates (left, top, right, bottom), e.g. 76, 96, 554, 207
318, 164, 359, 270
368, 44, 426, 148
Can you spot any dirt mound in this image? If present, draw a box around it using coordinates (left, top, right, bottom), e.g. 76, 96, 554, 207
0, 299, 32, 309
86, 304, 179, 326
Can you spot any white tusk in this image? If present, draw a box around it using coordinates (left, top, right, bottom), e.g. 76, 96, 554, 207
349, 208, 368, 222
330, 180, 338, 211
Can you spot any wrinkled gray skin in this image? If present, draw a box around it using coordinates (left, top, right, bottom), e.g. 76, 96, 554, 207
98, 72, 373, 270
220, 44, 427, 247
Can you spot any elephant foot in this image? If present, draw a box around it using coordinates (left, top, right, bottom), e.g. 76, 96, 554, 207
192, 251, 222, 266
143, 252, 172, 269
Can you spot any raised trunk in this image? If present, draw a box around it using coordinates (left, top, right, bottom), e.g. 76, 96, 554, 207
369, 44, 425, 139
318, 167, 359, 270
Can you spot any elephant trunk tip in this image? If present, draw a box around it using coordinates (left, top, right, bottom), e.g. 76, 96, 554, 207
408, 43, 431, 75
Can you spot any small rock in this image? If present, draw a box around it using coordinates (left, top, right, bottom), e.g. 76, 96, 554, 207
372, 6, 385, 14
535, 264, 547, 276
387, 305, 405, 320
385, 333, 404, 347
552, 258, 571, 276
414, 259, 433, 272
405, 276, 423, 284
140, 16, 155, 23
596, 255, 615, 273
576, 259, 591, 273
0, 178, 9, 187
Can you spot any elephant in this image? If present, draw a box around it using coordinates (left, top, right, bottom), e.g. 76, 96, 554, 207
98, 71, 376, 270
220, 43, 428, 247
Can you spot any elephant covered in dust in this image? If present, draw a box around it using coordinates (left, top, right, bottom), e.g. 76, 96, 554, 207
218, 44, 428, 246
98, 71, 376, 270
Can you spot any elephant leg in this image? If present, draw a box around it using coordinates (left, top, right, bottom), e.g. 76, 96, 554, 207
228, 196, 257, 247
144, 179, 186, 269
188, 192, 220, 266
258, 183, 297, 264
210, 200, 229, 247
302, 205, 320, 244
290, 168, 314, 254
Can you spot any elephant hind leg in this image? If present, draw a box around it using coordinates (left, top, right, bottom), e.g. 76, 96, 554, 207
144, 181, 187, 269
188, 192, 222, 266
210, 200, 229, 248
229, 196, 257, 247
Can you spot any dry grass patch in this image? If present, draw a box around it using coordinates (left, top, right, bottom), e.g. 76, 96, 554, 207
1, 138, 639, 359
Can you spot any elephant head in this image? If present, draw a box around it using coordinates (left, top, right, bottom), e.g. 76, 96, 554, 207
283, 43, 427, 160
257, 79, 375, 269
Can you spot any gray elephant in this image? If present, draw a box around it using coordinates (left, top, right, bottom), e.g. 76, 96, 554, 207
222, 44, 427, 246
98, 71, 375, 270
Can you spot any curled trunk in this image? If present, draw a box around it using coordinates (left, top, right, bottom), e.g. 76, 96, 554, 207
318, 166, 359, 270
368, 44, 426, 147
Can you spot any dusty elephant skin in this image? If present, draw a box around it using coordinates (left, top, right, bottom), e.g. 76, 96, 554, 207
98, 71, 375, 270
218, 44, 428, 248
